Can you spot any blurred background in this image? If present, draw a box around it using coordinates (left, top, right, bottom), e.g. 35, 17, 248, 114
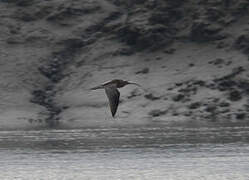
1, 0, 249, 128
0, 0, 249, 179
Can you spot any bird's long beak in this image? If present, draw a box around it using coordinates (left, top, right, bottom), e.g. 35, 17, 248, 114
127, 81, 142, 87
90, 85, 103, 90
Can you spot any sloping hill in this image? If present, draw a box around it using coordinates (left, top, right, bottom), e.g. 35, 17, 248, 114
0, 0, 249, 129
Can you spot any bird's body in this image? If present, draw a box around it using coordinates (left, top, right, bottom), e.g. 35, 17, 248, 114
90, 79, 141, 117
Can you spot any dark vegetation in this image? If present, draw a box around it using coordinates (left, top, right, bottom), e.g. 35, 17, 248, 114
1, 0, 249, 127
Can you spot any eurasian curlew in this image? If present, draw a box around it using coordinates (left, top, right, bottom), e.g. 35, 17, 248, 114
90, 79, 141, 117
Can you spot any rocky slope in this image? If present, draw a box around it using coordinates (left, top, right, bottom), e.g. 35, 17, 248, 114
0, 0, 249, 129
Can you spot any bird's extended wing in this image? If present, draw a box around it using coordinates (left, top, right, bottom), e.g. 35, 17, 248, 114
105, 86, 120, 117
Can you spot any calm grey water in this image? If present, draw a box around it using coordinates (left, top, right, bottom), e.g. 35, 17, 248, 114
1, 124, 249, 180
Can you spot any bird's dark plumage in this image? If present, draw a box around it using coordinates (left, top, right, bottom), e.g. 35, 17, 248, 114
90, 79, 141, 117
105, 86, 120, 117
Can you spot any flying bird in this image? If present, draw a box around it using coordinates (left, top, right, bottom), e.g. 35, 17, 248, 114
90, 79, 141, 117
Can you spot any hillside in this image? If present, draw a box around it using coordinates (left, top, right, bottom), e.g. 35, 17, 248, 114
0, 0, 249, 129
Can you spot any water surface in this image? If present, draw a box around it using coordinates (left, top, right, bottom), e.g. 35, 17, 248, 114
1, 124, 249, 179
